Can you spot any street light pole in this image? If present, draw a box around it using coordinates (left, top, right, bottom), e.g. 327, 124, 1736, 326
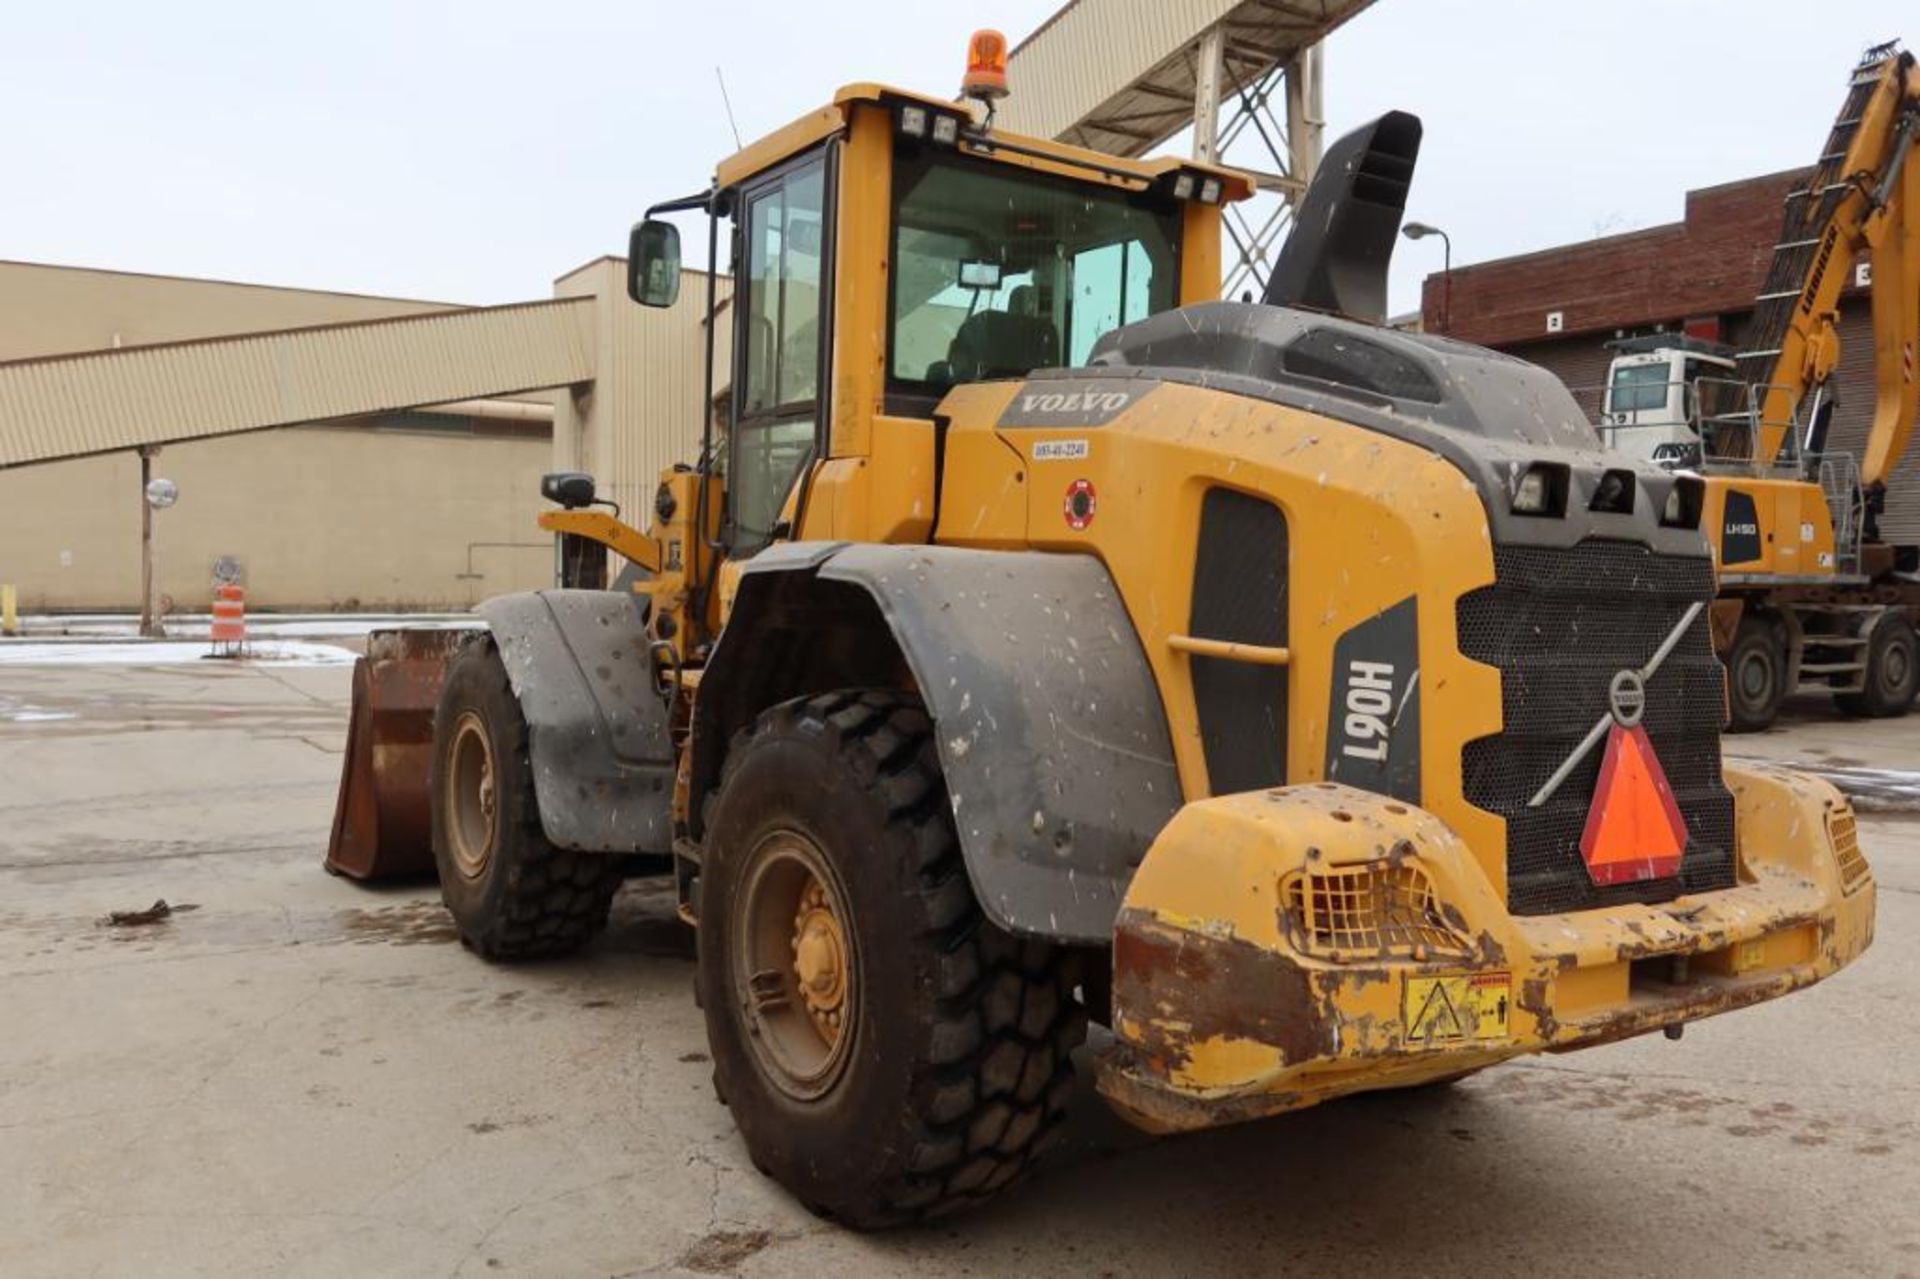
138, 452, 178, 638
139, 447, 157, 637
1401, 221, 1453, 334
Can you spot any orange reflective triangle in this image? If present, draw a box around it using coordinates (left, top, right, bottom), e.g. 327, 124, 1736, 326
1579, 724, 1687, 886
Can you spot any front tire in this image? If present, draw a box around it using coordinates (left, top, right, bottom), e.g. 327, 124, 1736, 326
1835, 612, 1919, 718
1726, 614, 1787, 733
697, 690, 1086, 1229
429, 634, 620, 960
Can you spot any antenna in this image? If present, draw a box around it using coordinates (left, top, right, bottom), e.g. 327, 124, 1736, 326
715, 67, 743, 150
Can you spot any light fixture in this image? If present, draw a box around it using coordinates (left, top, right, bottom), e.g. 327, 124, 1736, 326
899, 105, 928, 138
1172, 173, 1196, 201
1661, 477, 1704, 529
1199, 177, 1222, 204
1512, 464, 1568, 517
1590, 469, 1636, 514
931, 113, 960, 145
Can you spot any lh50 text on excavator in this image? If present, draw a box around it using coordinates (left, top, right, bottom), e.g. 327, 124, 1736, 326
327, 35, 1874, 1230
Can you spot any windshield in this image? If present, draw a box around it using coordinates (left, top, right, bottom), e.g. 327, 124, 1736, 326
1607, 362, 1672, 415
888, 151, 1181, 398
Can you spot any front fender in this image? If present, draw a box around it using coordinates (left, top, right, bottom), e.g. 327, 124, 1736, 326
478, 590, 675, 855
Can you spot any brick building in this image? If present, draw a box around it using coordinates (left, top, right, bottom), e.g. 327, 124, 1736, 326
1421, 169, 1919, 543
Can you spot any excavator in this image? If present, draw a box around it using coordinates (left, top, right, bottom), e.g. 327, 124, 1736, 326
325, 33, 1875, 1228
1595, 42, 1920, 731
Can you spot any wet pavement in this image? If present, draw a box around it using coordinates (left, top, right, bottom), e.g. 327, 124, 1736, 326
2, 659, 1917, 1277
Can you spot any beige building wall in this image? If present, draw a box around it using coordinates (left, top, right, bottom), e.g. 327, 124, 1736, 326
0, 422, 552, 612
0, 257, 723, 612
0, 260, 458, 362
554, 258, 729, 516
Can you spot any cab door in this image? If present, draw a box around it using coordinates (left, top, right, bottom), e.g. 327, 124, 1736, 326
729, 150, 834, 555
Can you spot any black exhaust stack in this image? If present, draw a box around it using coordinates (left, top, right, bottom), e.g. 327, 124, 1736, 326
1261, 110, 1422, 325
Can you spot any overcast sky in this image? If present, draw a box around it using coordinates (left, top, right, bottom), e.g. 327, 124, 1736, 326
1, 1, 1912, 316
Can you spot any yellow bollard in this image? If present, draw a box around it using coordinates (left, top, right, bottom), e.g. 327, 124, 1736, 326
1, 583, 15, 637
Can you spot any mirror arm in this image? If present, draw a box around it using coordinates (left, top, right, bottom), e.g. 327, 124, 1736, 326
646, 187, 718, 219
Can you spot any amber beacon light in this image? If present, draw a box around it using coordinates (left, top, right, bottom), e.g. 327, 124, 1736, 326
963, 29, 1010, 102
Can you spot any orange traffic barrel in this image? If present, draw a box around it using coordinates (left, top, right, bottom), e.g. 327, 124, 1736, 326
210, 581, 246, 654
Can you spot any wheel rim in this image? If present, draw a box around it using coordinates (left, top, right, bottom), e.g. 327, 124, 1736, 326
446, 710, 498, 880
734, 830, 858, 1100
1882, 636, 1914, 696
1737, 648, 1775, 707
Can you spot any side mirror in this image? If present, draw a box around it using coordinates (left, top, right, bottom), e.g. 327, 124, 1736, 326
541, 471, 597, 509
627, 220, 682, 307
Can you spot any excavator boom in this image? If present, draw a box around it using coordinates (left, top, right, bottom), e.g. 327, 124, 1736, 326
1740, 44, 1920, 476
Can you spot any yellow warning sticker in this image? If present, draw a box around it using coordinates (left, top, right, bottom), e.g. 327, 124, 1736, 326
1403, 972, 1512, 1045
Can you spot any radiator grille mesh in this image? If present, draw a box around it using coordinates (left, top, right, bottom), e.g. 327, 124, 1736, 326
1458, 540, 1737, 915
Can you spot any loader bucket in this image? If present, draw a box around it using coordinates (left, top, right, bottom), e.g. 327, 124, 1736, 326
324, 628, 473, 880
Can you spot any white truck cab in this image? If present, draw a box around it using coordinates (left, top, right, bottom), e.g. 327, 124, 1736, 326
1597, 335, 1739, 465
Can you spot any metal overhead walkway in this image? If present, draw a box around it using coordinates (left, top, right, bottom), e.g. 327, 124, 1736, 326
1004, 0, 1376, 297
0, 297, 592, 469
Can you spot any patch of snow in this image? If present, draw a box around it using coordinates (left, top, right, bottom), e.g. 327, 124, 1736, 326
16, 613, 478, 640
0, 640, 358, 668
0, 694, 77, 722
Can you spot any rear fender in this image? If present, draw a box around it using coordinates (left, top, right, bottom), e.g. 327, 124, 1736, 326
692, 543, 1183, 945
478, 590, 675, 855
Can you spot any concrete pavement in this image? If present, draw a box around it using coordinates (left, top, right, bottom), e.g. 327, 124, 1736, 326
2, 659, 1916, 1277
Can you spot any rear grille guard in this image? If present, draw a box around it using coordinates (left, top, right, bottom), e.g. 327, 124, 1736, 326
1280, 855, 1474, 963
1458, 541, 1737, 916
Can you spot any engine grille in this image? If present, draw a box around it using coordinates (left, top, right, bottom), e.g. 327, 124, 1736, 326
1191, 487, 1288, 794
1458, 540, 1737, 916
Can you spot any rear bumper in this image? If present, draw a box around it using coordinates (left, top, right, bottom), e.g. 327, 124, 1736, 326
1096, 763, 1875, 1135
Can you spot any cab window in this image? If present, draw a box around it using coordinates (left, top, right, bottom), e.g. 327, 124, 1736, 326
888, 151, 1180, 408
1608, 362, 1670, 414
732, 157, 827, 554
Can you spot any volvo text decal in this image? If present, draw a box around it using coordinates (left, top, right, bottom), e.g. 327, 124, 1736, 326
998, 379, 1154, 427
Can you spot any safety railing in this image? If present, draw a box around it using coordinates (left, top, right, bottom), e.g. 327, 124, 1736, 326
1819, 452, 1867, 574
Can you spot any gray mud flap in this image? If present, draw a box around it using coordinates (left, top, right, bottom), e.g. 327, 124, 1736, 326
478, 590, 675, 855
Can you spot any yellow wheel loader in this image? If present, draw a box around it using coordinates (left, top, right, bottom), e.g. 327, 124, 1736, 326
327, 35, 1875, 1229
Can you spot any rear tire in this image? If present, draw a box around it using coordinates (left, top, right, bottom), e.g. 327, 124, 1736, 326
429, 634, 620, 960
1726, 614, 1786, 733
696, 690, 1086, 1229
1834, 612, 1919, 718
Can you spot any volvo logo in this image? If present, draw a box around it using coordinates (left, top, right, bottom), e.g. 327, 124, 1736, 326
1608, 669, 1646, 727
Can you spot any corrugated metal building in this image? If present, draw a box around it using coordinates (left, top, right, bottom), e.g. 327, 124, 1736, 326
0, 260, 715, 611
1427, 168, 1920, 544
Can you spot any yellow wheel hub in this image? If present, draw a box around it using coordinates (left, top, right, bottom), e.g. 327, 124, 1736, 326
791, 878, 849, 1041
736, 831, 858, 1100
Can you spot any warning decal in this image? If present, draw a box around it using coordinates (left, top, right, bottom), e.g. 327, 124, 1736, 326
1404, 972, 1512, 1045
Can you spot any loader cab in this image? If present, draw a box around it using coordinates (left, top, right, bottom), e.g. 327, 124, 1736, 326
629, 81, 1248, 559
